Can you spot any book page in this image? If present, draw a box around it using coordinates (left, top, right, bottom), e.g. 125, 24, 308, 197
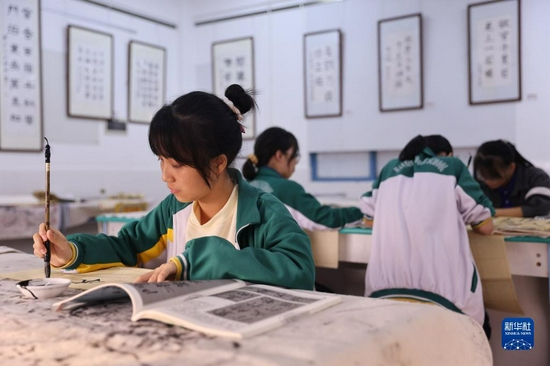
55, 279, 244, 313
146, 285, 342, 339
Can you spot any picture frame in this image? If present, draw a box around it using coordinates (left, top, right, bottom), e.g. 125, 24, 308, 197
0, 0, 44, 151
67, 25, 113, 119
468, 0, 521, 105
378, 13, 423, 112
303, 29, 342, 118
128, 41, 166, 124
212, 37, 255, 139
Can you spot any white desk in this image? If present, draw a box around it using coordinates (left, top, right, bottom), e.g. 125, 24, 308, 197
332, 228, 550, 278
0, 196, 149, 241
0, 248, 492, 366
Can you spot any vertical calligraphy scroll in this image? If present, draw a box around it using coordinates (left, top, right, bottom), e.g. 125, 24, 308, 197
128, 41, 166, 124
304, 29, 342, 118
468, 0, 521, 104
0, 0, 43, 151
378, 13, 423, 112
212, 37, 255, 139
67, 25, 113, 119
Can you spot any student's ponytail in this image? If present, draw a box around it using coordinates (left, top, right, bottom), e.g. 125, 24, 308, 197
399, 135, 453, 161
506, 141, 533, 168
242, 156, 258, 180
399, 135, 427, 161
225, 84, 256, 121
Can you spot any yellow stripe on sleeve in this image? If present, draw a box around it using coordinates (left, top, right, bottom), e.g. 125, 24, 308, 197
136, 228, 173, 265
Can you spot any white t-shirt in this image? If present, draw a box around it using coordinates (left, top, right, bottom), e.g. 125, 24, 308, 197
186, 185, 239, 249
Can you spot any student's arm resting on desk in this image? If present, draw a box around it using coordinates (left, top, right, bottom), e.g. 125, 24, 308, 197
454, 161, 495, 234
170, 194, 315, 290
62, 196, 182, 272
276, 180, 364, 230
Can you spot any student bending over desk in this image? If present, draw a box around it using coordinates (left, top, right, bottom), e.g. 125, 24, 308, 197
360, 135, 495, 337
32, 85, 315, 290
474, 139, 550, 217
243, 127, 364, 231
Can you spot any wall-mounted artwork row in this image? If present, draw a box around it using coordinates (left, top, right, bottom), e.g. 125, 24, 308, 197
0, 0, 43, 151
378, 13, 423, 112
212, 37, 255, 139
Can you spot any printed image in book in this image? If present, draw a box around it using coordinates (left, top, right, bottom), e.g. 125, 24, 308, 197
53, 279, 342, 339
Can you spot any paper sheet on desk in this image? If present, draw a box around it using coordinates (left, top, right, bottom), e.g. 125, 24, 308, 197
493, 217, 550, 238
469, 232, 523, 314
1, 267, 152, 290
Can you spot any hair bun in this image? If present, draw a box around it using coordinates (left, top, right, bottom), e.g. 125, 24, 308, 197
225, 84, 255, 115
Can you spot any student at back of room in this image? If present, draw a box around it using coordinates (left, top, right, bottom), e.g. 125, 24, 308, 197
360, 135, 495, 338
474, 139, 550, 217
242, 127, 364, 231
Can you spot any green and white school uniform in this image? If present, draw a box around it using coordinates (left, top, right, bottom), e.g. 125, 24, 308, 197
249, 167, 364, 231
360, 148, 494, 325
62, 169, 315, 290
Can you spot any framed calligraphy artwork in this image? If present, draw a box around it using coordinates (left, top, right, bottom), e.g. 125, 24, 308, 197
303, 29, 342, 118
0, 0, 43, 151
378, 13, 423, 112
67, 25, 113, 119
468, 0, 521, 105
128, 41, 166, 124
212, 37, 255, 139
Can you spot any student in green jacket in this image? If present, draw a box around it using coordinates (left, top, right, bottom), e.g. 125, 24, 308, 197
32, 85, 315, 290
242, 127, 364, 231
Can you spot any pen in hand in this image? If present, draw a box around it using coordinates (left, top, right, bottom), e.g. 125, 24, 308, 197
44, 137, 51, 278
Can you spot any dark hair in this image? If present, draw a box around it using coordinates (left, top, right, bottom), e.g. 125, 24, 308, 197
398, 135, 453, 161
242, 127, 299, 180
473, 140, 532, 180
148, 84, 255, 187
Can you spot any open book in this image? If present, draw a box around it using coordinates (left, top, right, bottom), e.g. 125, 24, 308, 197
53, 279, 341, 339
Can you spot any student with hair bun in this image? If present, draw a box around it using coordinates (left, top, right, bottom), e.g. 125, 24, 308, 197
32, 85, 315, 290
242, 127, 363, 231
474, 140, 550, 217
360, 135, 494, 337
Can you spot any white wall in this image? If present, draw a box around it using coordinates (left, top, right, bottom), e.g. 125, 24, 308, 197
1, 0, 549, 204
0, 0, 183, 205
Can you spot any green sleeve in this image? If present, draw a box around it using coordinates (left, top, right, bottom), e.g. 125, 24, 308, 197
279, 180, 363, 228
179, 201, 315, 290
66, 196, 179, 271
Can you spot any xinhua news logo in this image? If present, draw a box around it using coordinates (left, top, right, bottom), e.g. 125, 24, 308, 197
502, 317, 534, 350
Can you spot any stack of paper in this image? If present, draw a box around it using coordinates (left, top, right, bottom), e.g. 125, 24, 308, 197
493, 217, 550, 238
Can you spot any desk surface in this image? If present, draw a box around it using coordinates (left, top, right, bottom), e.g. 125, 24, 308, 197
0, 249, 492, 366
